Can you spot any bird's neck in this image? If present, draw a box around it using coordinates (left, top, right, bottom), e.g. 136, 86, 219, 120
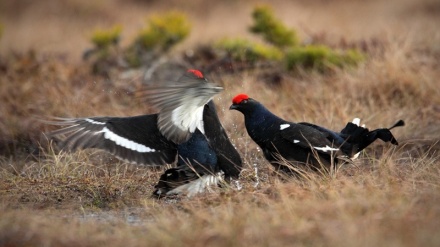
244, 104, 283, 135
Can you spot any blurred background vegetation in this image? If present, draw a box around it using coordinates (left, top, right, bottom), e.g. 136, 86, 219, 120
82, 5, 365, 75
0, 0, 393, 78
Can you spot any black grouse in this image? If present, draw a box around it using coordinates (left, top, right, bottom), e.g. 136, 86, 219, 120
45, 70, 242, 197
229, 93, 404, 172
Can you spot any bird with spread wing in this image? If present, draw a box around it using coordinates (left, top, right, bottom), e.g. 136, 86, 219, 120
44, 70, 242, 197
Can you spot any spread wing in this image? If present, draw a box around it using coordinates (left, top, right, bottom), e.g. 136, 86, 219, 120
44, 115, 177, 166
143, 71, 223, 144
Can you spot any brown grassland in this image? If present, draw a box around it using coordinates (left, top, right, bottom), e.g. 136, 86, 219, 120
1, 0, 440, 246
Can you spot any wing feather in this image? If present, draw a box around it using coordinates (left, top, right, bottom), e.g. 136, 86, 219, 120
142, 71, 223, 144
44, 115, 177, 166
279, 123, 342, 155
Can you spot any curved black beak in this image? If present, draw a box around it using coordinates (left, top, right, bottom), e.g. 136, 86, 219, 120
229, 104, 238, 110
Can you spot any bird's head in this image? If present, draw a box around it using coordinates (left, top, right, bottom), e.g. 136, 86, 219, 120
229, 94, 258, 114
179, 69, 223, 94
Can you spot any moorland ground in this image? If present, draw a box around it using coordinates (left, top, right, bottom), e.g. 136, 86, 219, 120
1, 0, 440, 246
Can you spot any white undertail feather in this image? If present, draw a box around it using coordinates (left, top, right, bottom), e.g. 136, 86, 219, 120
352, 118, 360, 126
167, 172, 224, 197
351, 117, 365, 160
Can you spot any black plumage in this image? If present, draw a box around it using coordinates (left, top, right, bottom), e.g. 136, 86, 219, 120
45, 70, 242, 197
47, 115, 177, 166
230, 94, 404, 172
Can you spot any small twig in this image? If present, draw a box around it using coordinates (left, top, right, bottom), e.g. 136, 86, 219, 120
254, 163, 260, 188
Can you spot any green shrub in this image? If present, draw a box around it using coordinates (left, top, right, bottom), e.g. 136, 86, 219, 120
137, 11, 190, 51
247, 4, 365, 72
91, 25, 122, 49
85, 25, 123, 75
216, 38, 283, 62
285, 45, 364, 71
250, 5, 299, 48
333, 48, 365, 67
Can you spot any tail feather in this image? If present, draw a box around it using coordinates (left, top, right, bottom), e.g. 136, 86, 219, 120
389, 120, 405, 130
340, 122, 369, 140
166, 173, 224, 197
362, 128, 397, 147
341, 119, 405, 157
153, 167, 198, 197
153, 166, 224, 198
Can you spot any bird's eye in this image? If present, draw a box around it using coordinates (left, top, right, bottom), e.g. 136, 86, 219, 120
242, 99, 248, 104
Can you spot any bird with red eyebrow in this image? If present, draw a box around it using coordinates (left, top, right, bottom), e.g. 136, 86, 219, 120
229, 94, 404, 172
44, 69, 242, 197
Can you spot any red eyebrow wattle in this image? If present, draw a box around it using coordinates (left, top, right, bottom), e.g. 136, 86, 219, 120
232, 94, 249, 104
187, 69, 204, 79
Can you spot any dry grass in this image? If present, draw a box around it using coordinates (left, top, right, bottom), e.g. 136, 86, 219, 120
1, 0, 440, 246
1, 152, 439, 246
